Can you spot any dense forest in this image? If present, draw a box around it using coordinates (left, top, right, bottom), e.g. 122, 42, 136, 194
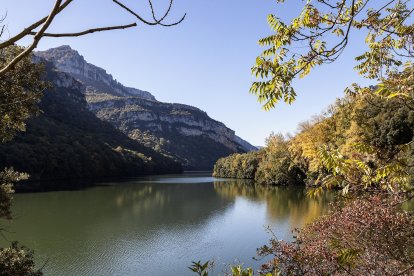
214, 92, 414, 187
0, 62, 182, 189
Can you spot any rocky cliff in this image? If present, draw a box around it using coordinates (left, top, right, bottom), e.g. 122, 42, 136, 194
36, 46, 256, 169
0, 62, 182, 186
37, 45, 156, 101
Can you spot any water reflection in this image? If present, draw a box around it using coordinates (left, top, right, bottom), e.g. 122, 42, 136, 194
214, 179, 334, 229
5, 174, 333, 275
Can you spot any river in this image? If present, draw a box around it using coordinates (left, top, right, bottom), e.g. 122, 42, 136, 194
5, 172, 333, 275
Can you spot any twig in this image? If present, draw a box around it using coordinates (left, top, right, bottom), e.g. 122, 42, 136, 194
0, 0, 74, 50
29, 22, 137, 37
0, 0, 63, 77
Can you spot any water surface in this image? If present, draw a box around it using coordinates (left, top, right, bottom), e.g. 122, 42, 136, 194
4, 173, 333, 275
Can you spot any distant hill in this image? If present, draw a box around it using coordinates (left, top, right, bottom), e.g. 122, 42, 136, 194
36, 46, 256, 169
0, 62, 182, 188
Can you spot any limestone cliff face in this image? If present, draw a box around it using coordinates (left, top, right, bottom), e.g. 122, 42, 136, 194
36, 46, 257, 169
88, 95, 240, 152
36, 45, 156, 101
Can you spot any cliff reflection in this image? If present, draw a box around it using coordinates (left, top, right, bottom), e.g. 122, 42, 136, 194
214, 179, 334, 228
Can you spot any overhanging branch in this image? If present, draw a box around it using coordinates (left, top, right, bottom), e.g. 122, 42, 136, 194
0, 0, 74, 50
113, 0, 186, 27
0, 0, 186, 76
29, 23, 137, 38
0, 0, 63, 77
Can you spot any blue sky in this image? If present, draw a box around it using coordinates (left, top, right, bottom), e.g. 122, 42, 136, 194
2, 0, 373, 146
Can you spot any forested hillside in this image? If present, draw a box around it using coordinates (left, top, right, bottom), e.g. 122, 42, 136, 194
36, 46, 256, 169
0, 63, 182, 188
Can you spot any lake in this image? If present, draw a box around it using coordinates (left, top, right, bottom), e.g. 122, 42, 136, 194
4, 173, 333, 275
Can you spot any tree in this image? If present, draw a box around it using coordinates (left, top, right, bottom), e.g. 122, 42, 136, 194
255, 133, 305, 185
250, 0, 413, 109
0, 46, 48, 143
0, 45, 48, 218
0, 46, 46, 275
249, 0, 414, 197
245, 2, 414, 274
0, 0, 185, 77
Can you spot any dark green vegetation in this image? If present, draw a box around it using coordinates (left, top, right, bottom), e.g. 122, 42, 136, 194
0, 242, 41, 276
0, 62, 182, 187
0, 46, 45, 275
214, 151, 260, 180
0, 47, 47, 143
214, 133, 305, 186
0, 0, 188, 273
36, 46, 255, 170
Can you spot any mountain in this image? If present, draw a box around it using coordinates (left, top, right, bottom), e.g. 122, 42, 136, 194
36, 46, 256, 169
0, 62, 182, 189
36, 45, 156, 101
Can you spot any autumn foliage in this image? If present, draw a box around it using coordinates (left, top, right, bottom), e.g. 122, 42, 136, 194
258, 196, 414, 275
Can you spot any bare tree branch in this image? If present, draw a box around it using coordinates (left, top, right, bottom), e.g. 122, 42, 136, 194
29, 22, 137, 38
113, 0, 186, 26
0, 0, 74, 50
113, 0, 159, 25
148, 0, 173, 23
0, 0, 63, 77
0, 11, 7, 38
0, 0, 186, 76
147, 0, 187, 27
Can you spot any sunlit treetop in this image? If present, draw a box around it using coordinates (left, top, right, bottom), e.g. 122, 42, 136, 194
251, 0, 414, 110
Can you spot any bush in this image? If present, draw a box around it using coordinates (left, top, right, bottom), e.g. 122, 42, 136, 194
258, 196, 414, 275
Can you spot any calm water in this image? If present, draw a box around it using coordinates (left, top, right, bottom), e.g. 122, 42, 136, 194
4, 173, 333, 275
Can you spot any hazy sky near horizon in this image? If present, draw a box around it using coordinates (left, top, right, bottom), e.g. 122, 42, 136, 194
2, 0, 373, 146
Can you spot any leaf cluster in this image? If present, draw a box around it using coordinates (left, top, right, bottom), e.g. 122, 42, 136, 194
251, 0, 414, 109
0, 46, 48, 143
257, 196, 414, 275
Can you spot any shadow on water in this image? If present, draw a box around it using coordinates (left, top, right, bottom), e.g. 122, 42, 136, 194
14, 171, 216, 193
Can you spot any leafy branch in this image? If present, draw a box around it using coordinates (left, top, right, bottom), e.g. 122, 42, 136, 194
251, 0, 414, 109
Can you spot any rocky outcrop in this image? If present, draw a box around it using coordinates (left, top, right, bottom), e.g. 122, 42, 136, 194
88, 95, 241, 152
35, 46, 257, 169
36, 45, 156, 101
